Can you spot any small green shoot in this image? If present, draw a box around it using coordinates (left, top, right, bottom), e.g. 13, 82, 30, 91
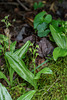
29, 43, 39, 76
34, 2, 44, 10
1, 15, 11, 28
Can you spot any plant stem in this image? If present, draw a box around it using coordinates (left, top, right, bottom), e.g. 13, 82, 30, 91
34, 63, 36, 76
31, 60, 48, 72
34, 80, 38, 90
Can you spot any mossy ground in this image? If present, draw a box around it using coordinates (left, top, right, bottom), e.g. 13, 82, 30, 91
8, 57, 67, 100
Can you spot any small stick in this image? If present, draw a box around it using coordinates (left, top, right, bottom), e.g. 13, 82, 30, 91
0, 2, 19, 6
41, 77, 60, 98
16, 0, 30, 11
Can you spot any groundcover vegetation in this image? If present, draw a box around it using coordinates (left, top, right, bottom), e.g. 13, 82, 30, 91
0, 1, 67, 100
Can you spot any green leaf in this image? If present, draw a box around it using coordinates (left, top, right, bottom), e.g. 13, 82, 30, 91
38, 2, 44, 8
0, 34, 8, 43
9, 67, 14, 86
17, 90, 36, 100
0, 83, 12, 100
38, 29, 50, 37
5, 15, 9, 19
0, 45, 3, 50
1, 19, 5, 23
50, 25, 67, 49
34, 2, 44, 10
34, 67, 53, 79
52, 19, 62, 27
34, 11, 46, 29
33, 2, 38, 10
64, 95, 67, 100
52, 19, 65, 32
0, 71, 10, 85
53, 47, 67, 61
10, 41, 17, 52
7, 22, 11, 27
14, 41, 31, 58
0, 34, 5, 38
37, 22, 47, 32
44, 14, 52, 24
0, 50, 2, 53
5, 52, 36, 87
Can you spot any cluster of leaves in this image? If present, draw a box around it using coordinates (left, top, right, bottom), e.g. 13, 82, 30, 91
34, 11, 67, 61
0, 34, 9, 55
0, 9, 67, 99
34, 11, 52, 37
29, 43, 39, 75
1, 15, 11, 28
33, 2, 44, 10
0, 14, 52, 98
0, 34, 16, 55
50, 20, 67, 61
0, 34, 52, 100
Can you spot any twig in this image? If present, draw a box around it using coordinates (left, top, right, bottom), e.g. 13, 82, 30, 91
16, 0, 30, 11
0, 2, 19, 6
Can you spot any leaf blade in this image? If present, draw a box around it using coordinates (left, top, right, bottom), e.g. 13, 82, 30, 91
0, 83, 12, 100
0, 71, 10, 85
34, 67, 53, 79
14, 41, 31, 58
53, 47, 67, 61
5, 52, 35, 87
17, 90, 36, 100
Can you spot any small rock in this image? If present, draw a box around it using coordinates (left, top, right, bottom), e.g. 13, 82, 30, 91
16, 27, 26, 41
16, 24, 29, 41
38, 38, 54, 57
23, 35, 36, 43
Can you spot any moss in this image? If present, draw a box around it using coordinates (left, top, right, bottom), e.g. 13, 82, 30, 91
32, 57, 67, 100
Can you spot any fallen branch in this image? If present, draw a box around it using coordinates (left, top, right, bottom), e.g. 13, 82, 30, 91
16, 0, 30, 11
0, 2, 19, 6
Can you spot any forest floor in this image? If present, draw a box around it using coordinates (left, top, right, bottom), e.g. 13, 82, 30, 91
0, 0, 67, 100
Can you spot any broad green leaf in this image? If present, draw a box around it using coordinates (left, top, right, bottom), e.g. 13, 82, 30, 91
17, 90, 36, 100
38, 29, 50, 37
10, 41, 16, 52
0, 83, 12, 100
53, 47, 67, 61
0, 71, 10, 85
34, 67, 52, 79
14, 41, 31, 58
50, 25, 66, 49
52, 20, 65, 33
34, 11, 46, 29
37, 22, 47, 32
44, 14, 52, 24
52, 19, 62, 27
5, 52, 36, 87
